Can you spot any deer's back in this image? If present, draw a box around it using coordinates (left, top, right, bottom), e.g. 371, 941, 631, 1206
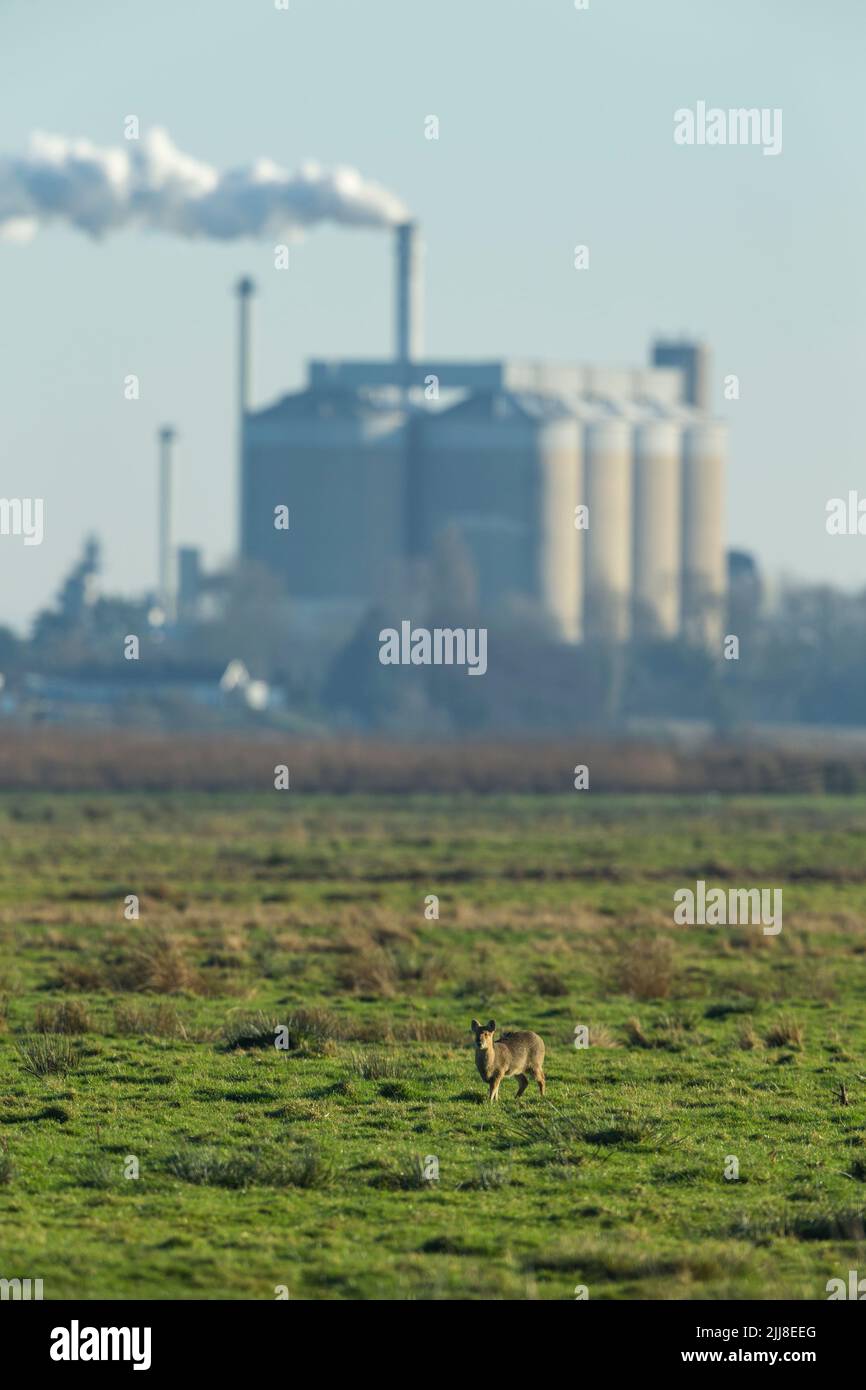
495, 1030, 544, 1073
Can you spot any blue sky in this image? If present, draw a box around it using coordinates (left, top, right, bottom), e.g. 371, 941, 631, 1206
0, 0, 863, 630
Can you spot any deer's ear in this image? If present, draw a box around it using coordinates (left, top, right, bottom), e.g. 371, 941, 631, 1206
470, 1019, 481, 1032
487, 1020, 496, 1033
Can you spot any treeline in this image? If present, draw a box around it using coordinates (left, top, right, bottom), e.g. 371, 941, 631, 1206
0, 731, 864, 793
7, 567, 866, 735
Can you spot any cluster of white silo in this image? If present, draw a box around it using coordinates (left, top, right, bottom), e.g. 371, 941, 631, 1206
571, 400, 727, 647
401, 389, 727, 649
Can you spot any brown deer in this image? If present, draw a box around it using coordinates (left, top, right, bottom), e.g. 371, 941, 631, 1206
471, 1018, 546, 1102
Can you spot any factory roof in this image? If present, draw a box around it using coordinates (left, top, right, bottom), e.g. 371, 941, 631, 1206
428, 387, 576, 425
248, 385, 403, 426
306, 357, 684, 405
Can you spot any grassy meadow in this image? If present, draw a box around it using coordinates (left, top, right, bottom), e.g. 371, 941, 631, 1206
0, 791, 865, 1300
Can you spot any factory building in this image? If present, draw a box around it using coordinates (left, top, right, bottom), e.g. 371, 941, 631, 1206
240, 224, 727, 648
412, 391, 582, 641
243, 386, 406, 623
632, 414, 684, 640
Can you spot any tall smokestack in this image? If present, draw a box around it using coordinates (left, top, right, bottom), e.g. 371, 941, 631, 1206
235, 276, 256, 556
651, 339, 710, 411
395, 221, 423, 377
157, 425, 176, 619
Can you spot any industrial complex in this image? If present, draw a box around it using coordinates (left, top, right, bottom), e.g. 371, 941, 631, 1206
171, 224, 727, 651
240, 224, 726, 649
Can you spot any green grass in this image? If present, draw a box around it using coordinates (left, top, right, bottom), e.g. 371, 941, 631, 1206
0, 791, 865, 1299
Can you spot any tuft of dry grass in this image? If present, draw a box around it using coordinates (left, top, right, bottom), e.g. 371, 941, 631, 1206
391, 1017, 463, 1043
765, 1016, 805, 1049
588, 1023, 619, 1049
614, 936, 676, 1001
532, 970, 569, 998
108, 931, 202, 995
623, 1014, 695, 1052
0, 1140, 14, 1186
55, 961, 108, 993
34, 999, 91, 1034
335, 947, 399, 999
737, 1021, 762, 1050
625, 1017, 652, 1048
114, 1000, 188, 1039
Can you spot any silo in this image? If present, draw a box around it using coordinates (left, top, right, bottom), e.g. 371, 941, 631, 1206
415, 391, 582, 642
681, 420, 726, 648
583, 413, 632, 641
243, 386, 406, 616
632, 414, 682, 639
537, 412, 583, 643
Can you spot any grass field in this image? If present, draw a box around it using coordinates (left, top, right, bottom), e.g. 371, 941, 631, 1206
1, 792, 865, 1300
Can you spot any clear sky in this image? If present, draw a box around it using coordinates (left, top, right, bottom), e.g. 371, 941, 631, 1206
0, 0, 863, 631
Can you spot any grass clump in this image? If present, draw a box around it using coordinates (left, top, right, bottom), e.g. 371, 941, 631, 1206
109, 931, 201, 995
460, 1162, 511, 1191
765, 1016, 805, 1049
372, 1154, 440, 1190
223, 1007, 339, 1053
350, 1050, 407, 1080
167, 1144, 334, 1190
34, 999, 91, 1034
114, 1000, 188, 1038
613, 936, 676, 1001
17, 1034, 79, 1078
0, 1145, 14, 1186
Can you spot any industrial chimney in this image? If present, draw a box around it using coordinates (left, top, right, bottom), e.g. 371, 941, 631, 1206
157, 425, 176, 620
395, 221, 423, 378
235, 276, 256, 557
651, 338, 710, 411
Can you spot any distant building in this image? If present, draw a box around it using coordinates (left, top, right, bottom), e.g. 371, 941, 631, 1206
57, 535, 100, 625
727, 549, 763, 630
177, 546, 202, 619
240, 227, 727, 647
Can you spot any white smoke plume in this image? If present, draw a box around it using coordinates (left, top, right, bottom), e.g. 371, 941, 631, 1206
0, 128, 409, 243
